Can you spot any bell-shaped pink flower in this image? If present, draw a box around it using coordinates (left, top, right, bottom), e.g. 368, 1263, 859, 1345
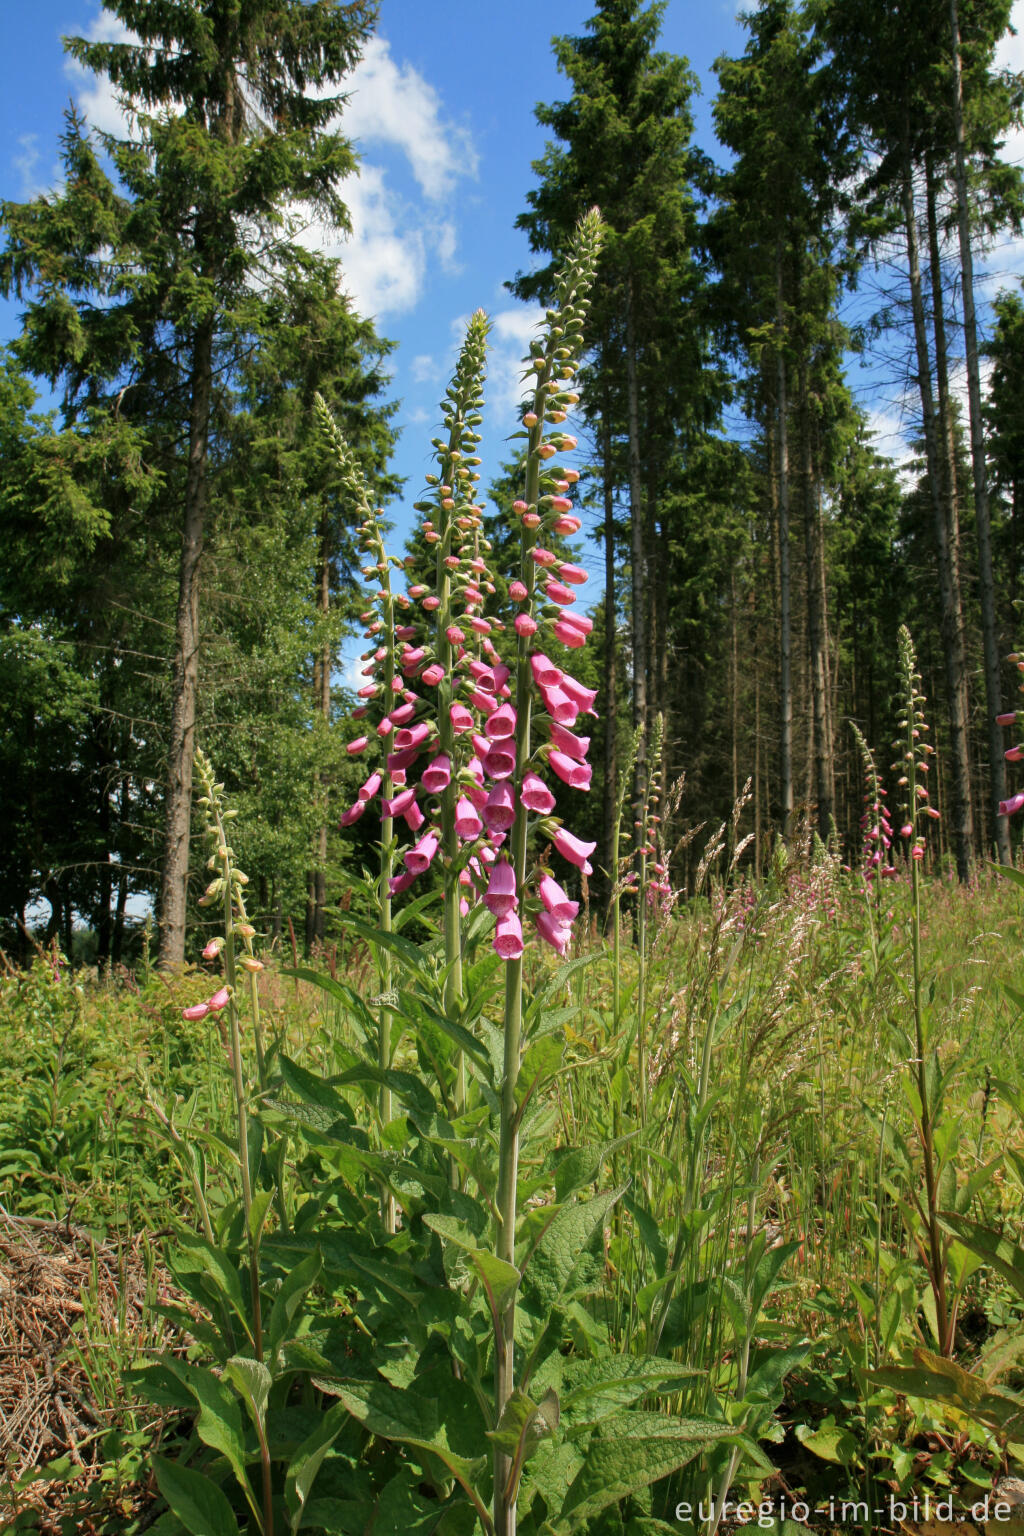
405, 831, 439, 875
997, 711, 1017, 726
485, 703, 517, 739
202, 938, 223, 960
515, 613, 538, 636
450, 702, 475, 733
551, 827, 596, 868
557, 563, 588, 585
536, 910, 573, 957
560, 675, 598, 714
545, 580, 575, 606
559, 611, 593, 636
389, 868, 418, 895
421, 754, 452, 794
395, 722, 431, 752
340, 802, 365, 827
539, 684, 579, 726
346, 737, 369, 756
182, 1001, 211, 1021
403, 800, 426, 832
390, 702, 416, 726
521, 772, 556, 813
494, 910, 525, 960
552, 514, 582, 534
553, 620, 587, 649
484, 859, 518, 917
208, 987, 231, 1012
482, 740, 516, 780
382, 786, 416, 818
455, 796, 483, 838
539, 874, 579, 922
550, 722, 590, 761
358, 772, 382, 802
421, 663, 445, 686
483, 781, 516, 833
1000, 793, 1024, 816
549, 750, 592, 790
470, 689, 497, 715
509, 580, 528, 602
531, 653, 562, 688
468, 660, 497, 690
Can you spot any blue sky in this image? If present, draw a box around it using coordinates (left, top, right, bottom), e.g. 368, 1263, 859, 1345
0, 2, 749, 546
4, 0, 1024, 553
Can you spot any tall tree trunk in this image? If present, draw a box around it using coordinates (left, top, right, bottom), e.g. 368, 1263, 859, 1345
902, 133, 975, 880
800, 366, 834, 838
775, 244, 794, 839
625, 280, 647, 803
601, 417, 618, 918
950, 0, 1011, 862
158, 311, 214, 966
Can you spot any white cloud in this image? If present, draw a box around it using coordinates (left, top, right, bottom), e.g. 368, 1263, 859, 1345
63, 13, 476, 323
410, 354, 438, 384
13, 135, 42, 197
341, 36, 478, 203
64, 8, 141, 139
995, 3, 1024, 170
485, 305, 547, 421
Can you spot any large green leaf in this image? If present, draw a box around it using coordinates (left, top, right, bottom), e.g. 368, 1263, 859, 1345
522, 1187, 624, 1312
267, 1249, 323, 1357
939, 1214, 1024, 1304
558, 1413, 733, 1526
558, 1356, 701, 1428
284, 1400, 349, 1534
152, 1456, 240, 1536
224, 1356, 272, 1434
871, 1347, 1024, 1439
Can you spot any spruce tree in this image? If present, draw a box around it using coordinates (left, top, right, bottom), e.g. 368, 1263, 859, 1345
2, 0, 383, 964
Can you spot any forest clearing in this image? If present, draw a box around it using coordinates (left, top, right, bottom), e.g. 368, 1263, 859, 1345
5, 0, 1024, 1532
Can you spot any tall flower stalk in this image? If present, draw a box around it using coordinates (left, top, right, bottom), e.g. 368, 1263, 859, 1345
892, 625, 951, 1352
492, 209, 603, 1536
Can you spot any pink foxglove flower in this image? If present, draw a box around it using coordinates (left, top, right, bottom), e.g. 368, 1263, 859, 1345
182, 1001, 211, 1021
515, 613, 538, 636
421, 663, 445, 686
455, 796, 483, 839
545, 580, 575, 606
483, 781, 516, 833
1000, 793, 1024, 816
208, 987, 231, 1012
346, 736, 369, 756
450, 702, 475, 733
558, 611, 593, 636
482, 740, 516, 779
557, 563, 588, 585
421, 754, 452, 793
359, 772, 382, 801
202, 938, 223, 960
553, 620, 586, 648
339, 802, 365, 827
550, 722, 590, 761
551, 827, 596, 868
521, 772, 556, 813
560, 675, 598, 714
509, 580, 528, 602
539, 684, 578, 725
531, 653, 562, 688
484, 859, 518, 917
382, 786, 416, 818
549, 750, 592, 790
494, 910, 525, 959
485, 703, 517, 739
405, 831, 439, 874
536, 910, 573, 956
403, 801, 426, 832
997, 711, 1017, 726
389, 868, 418, 895
539, 874, 578, 922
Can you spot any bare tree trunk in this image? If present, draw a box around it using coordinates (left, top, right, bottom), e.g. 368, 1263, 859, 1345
625, 280, 647, 803
800, 366, 834, 839
949, 0, 1011, 862
601, 417, 618, 915
158, 312, 214, 966
775, 244, 793, 840
902, 134, 975, 880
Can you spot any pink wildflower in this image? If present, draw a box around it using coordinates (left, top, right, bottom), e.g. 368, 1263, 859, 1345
405, 832, 440, 874
494, 911, 525, 960
515, 613, 538, 637
549, 749, 592, 790
550, 722, 590, 761
484, 860, 518, 917
483, 782, 516, 833
455, 796, 483, 839
536, 910, 573, 956
539, 874, 578, 922
1000, 793, 1024, 816
485, 703, 517, 739
521, 772, 556, 813
346, 737, 369, 756
421, 754, 452, 794
551, 827, 596, 868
